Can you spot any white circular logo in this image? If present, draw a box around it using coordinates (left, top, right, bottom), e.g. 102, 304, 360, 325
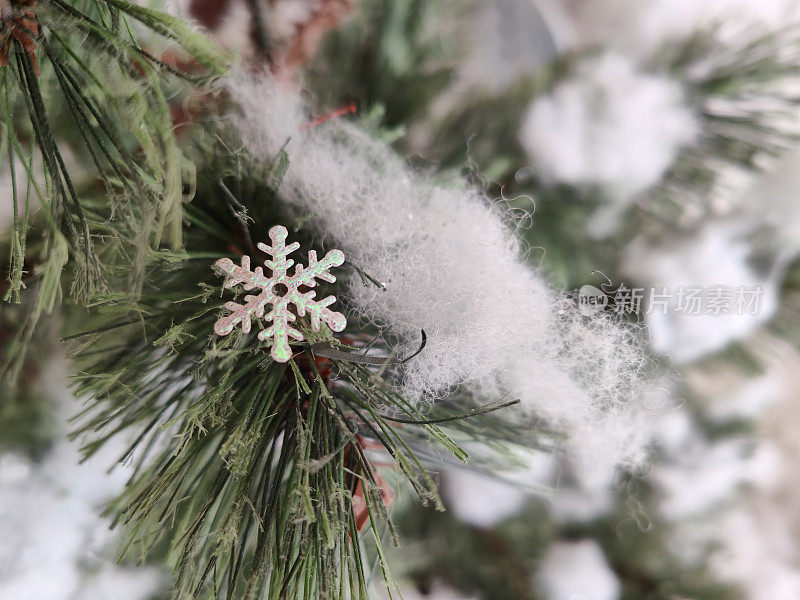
577, 284, 608, 316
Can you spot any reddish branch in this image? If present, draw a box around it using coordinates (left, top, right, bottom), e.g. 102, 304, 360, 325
0, 0, 40, 73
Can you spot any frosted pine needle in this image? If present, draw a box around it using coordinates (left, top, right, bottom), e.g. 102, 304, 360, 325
213, 225, 347, 362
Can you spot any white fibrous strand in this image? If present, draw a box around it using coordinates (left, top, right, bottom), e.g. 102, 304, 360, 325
225, 73, 658, 486
213, 225, 347, 363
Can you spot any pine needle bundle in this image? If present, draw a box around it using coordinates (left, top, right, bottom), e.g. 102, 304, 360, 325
1, 0, 228, 369
63, 131, 538, 599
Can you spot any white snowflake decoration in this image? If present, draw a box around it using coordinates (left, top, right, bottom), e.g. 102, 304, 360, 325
213, 225, 347, 363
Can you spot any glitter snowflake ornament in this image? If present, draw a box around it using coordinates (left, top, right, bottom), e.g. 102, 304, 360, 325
213, 225, 347, 362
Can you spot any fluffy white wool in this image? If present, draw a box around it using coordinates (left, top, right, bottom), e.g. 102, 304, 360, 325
666, 472, 800, 600
0, 392, 165, 600
622, 145, 800, 363
226, 73, 656, 485
650, 401, 695, 456
443, 451, 556, 527
687, 345, 800, 600
622, 221, 780, 363
536, 539, 621, 600
650, 339, 800, 599
690, 370, 781, 424
519, 53, 696, 236
707, 505, 800, 600
563, 0, 800, 56
548, 485, 616, 524
749, 146, 800, 262
443, 470, 528, 528
652, 436, 780, 520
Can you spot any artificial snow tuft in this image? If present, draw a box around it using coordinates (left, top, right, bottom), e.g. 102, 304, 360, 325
443, 451, 556, 528
563, 0, 800, 56
0, 389, 165, 600
536, 539, 621, 600
519, 52, 696, 236
622, 221, 780, 363
225, 72, 658, 486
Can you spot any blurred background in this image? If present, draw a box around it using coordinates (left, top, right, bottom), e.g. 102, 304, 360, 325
4, 0, 800, 598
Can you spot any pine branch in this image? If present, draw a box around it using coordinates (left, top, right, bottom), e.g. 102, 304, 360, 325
64, 132, 536, 599
1, 0, 230, 384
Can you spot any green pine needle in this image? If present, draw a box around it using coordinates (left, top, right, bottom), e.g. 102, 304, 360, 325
64, 131, 540, 599
1, 0, 230, 384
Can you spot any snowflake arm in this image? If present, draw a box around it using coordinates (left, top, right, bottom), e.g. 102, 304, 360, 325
212, 225, 347, 363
